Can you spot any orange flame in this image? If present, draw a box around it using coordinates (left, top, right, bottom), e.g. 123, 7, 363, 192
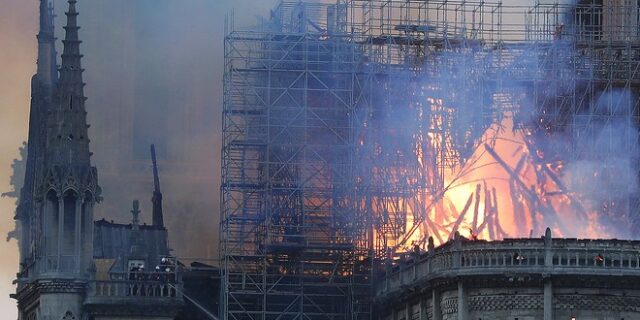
379, 112, 611, 255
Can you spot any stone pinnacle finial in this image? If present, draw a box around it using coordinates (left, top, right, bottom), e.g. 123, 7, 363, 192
60, 0, 83, 92
427, 236, 435, 257
39, 0, 53, 38
131, 200, 140, 226
544, 227, 552, 247
37, 0, 57, 88
130, 200, 143, 258
453, 231, 462, 249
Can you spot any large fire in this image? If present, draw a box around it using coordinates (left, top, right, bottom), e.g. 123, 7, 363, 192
409, 112, 612, 251
366, 95, 614, 256
357, 55, 637, 259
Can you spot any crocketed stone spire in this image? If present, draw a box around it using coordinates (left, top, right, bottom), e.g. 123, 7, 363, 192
16, 0, 59, 270
47, 0, 92, 166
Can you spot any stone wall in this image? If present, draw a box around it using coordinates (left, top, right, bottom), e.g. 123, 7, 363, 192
378, 286, 640, 320
375, 230, 640, 320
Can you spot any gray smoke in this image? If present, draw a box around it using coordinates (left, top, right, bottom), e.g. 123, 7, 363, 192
47, 0, 279, 260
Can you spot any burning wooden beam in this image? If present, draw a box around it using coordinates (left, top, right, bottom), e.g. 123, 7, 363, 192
523, 138, 588, 221
424, 215, 444, 245
510, 155, 528, 235
472, 183, 482, 234
484, 143, 567, 232
395, 193, 446, 249
492, 187, 509, 239
482, 182, 495, 239
449, 193, 474, 239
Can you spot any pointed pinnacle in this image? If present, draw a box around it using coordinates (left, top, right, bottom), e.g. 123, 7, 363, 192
39, 0, 51, 34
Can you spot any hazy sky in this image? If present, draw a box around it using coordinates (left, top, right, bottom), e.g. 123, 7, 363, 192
0, 0, 277, 317
0, 0, 39, 316
0, 0, 546, 317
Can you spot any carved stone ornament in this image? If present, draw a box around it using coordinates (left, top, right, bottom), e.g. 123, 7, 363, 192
62, 311, 76, 320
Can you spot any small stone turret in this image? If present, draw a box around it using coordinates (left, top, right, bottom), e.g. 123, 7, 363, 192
129, 200, 143, 258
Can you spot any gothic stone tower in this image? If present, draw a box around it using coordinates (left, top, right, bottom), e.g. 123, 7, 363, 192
14, 0, 100, 319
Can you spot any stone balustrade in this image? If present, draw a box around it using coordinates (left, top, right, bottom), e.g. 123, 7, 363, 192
376, 229, 640, 298
88, 279, 182, 299
85, 270, 183, 306
83, 270, 184, 319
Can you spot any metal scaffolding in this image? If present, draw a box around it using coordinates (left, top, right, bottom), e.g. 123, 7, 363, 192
222, 2, 369, 319
221, 1, 640, 319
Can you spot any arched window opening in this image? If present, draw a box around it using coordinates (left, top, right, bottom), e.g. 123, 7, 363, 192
62, 190, 77, 257
45, 191, 59, 261
80, 191, 94, 261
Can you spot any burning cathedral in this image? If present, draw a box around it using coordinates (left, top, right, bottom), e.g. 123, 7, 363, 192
220, 0, 640, 319
10, 0, 640, 319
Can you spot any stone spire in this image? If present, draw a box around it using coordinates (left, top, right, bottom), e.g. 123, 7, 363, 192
16, 0, 59, 269
59, 0, 83, 96
31, 0, 57, 173
22, 0, 57, 199
36, 0, 57, 89
47, 0, 92, 166
16, 2, 99, 318
35, 0, 100, 275
150, 144, 165, 228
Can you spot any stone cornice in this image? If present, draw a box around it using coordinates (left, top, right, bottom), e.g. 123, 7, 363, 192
85, 299, 182, 317
377, 232, 640, 301
14, 279, 87, 309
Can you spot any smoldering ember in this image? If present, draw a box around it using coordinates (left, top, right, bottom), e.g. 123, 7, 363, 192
8, 0, 640, 319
